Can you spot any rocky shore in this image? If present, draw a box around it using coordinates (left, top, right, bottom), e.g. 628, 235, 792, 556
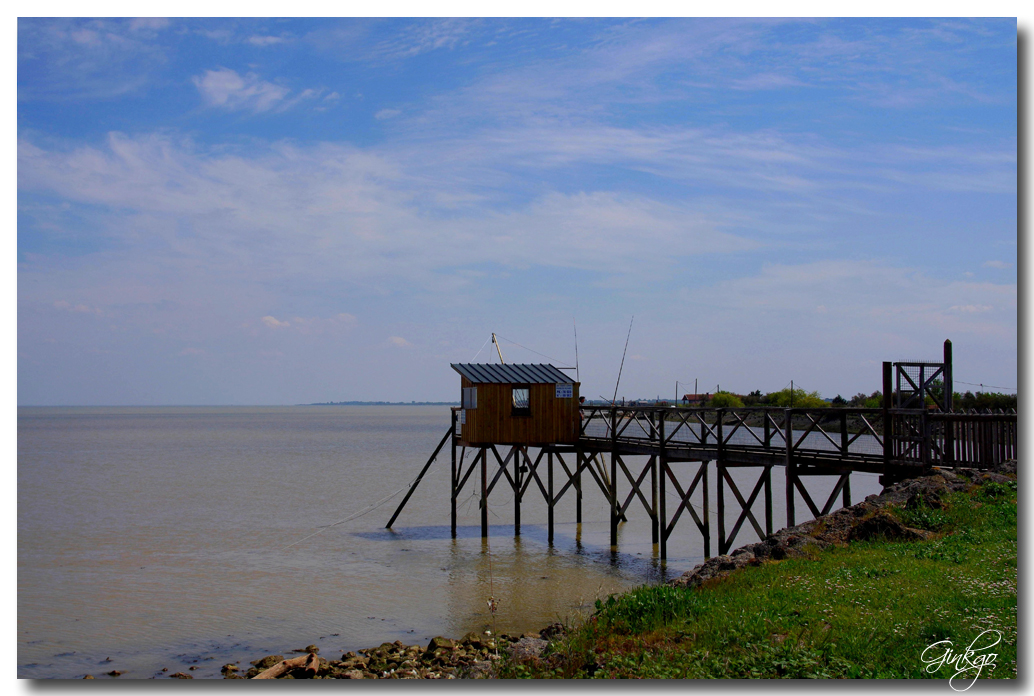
669, 461, 1016, 589
207, 462, 1014, 680
217, 625, 563, 680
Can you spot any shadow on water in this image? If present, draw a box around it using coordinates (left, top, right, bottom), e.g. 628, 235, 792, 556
357, 524, 674, 584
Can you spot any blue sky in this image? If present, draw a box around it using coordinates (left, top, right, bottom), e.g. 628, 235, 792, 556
16, 18, 1018, 405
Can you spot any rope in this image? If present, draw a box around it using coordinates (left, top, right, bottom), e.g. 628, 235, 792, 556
279, 469, 427, 551
493, 333, 573, 367
955, 380, 1016, 392
470, 335, 493, 362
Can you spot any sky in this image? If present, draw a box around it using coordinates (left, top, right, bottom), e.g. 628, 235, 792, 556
16, 17, 1018, 405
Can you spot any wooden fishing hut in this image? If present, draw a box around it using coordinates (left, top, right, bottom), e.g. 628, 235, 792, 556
453, 363, 580, 445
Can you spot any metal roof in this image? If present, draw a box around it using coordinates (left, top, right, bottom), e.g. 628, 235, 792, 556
451, 363, 572, 384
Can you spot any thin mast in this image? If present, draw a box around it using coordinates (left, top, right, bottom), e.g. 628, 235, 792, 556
492, 333, 506, 364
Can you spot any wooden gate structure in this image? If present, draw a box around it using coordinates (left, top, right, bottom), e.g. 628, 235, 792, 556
387, 359, 1016, 561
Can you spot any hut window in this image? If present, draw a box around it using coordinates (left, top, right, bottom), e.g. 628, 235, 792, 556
463, 387, 477, 409
512, 386, 530, 416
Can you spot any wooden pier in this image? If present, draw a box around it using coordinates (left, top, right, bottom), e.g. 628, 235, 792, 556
387, 355, 1017, 561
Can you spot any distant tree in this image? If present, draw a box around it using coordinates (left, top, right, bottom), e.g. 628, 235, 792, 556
764, 388, 827, 409
742, 389, 763, 406
955, 390, 1016, 412
709, 391, 745, 408
831, 394, 847, 407
848, 393, 868, 407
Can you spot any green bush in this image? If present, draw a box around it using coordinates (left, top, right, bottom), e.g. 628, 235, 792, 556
709, 391, 745, 408
764, 388, 827, 408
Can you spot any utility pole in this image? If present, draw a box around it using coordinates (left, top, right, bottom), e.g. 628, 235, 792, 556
790, 380, 794, 407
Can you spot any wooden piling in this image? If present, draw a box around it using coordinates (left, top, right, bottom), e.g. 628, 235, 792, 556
547, 450, 554, 544
450, 412, 457, 538
480, 447, 488, 538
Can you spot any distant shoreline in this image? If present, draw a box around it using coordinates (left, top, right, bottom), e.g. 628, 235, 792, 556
306, 401, 460, 406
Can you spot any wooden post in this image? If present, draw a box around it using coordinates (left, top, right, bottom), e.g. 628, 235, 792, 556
764, 464, 773, 536
654, 415, 663, 546
785, 409, 795, 528
840, 411, 848, 458
842, 472, 851, 508
883, 361, 893, 475
659, 456, 667, 560
610, 407, 618, 548
575, 449, 583, 524
717, 460, 726, 555
547, 450, 554, 545
450, 411, 457, 538
717, 411, 726, 554
514, 446, 522, 537
610, 451, 618, 548
943, 339, 954, 412
481, 446, 488, 538
703, 462, 711, 559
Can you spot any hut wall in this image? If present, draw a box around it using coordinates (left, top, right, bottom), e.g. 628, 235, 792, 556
460, 376, 579, 445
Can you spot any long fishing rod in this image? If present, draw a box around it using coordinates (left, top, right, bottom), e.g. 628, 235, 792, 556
573, 318, 580, 384
612, 316, 634, 405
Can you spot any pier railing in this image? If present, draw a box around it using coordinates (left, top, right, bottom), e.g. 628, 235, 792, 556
579, 405, 1015, 471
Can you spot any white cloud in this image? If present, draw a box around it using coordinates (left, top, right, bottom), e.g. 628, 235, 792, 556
248, 35, 286, 47
375, 108, 401, 120
983, 260, 1012, 269
53, 300, 102, 315
388, 336, 412, 347
261, 315, 290, 329
128, 18, 169, 32
192, 68, 290, 112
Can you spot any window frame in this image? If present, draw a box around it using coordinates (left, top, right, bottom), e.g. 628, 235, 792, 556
511, 385, 531, 417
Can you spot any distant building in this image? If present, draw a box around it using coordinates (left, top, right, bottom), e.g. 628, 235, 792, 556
681, 393, 710, 405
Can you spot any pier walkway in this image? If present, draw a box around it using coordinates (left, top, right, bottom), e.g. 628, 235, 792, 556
389, 403, 1015, 561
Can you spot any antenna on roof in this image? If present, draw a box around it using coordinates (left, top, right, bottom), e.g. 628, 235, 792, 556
492, 333, 505, 364
612, 316, 634, 405
573, 318, 580, 383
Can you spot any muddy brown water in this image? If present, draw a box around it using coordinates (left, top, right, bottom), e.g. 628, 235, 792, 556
18, 406, 881, 679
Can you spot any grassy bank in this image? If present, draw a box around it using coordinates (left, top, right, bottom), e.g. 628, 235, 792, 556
498, 475, 1017, 680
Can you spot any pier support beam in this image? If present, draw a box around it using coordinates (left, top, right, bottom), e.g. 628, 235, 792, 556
547, 451, 554, 545
481, 446, 488, 538
785, 412, 795, 528
450, 412, 457, 538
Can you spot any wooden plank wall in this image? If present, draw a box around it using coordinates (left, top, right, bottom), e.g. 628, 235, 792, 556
460, 376, 580, 445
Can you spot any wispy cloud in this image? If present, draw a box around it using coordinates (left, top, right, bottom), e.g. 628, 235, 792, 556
261, 316, 290, 329
193, 68, 291, 112
248, 34, 287, 47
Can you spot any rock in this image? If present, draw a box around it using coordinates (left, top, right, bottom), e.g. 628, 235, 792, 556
251, 655, 284, 669
169, 672, 192, 679
342, 669, 365, 679
848, 511, 929, 542
220, 664, 239, 674
188, 666, 198, 671
508, 637, 548, 663
82, 675, 94, 679
426, 636, 457, 653
305, 644, 319, 654
465, 660, 494, 678
540, 622, 565, 640
106, 670, 122, 677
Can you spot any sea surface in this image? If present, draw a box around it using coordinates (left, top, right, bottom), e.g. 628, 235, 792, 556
17, 406, 882, 679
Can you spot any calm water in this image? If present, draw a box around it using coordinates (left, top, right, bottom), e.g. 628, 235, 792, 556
18, 406, 882, 679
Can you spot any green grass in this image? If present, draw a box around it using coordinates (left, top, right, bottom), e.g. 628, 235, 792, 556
499, 477, 1017, 679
